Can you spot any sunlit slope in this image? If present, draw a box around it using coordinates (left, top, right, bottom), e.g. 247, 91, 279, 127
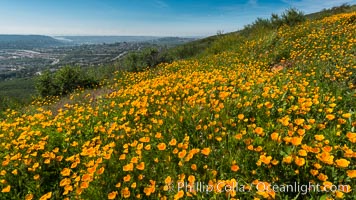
0, 13, 355, 199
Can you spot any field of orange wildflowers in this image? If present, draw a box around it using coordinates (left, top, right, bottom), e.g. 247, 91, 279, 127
0, 13, 355, 199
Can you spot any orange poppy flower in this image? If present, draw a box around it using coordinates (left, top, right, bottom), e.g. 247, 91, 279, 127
61, 168, 71, 177
121, 187, 130, 198
231, 164, 240, 172
201, 148, 211, 156
157, 143, 166, 151
335, 159, 350, 168
80, 182, 89, 189
254, 127, 264, 136
1, 185, 10, 193
295, 157, 305, 166
108, 191, 118, 200
346, 170, 356, 178
136, 162, 145, 170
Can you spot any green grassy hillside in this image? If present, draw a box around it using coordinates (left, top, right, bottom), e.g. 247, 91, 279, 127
167, 4, 356, 60
0, 9, 355, 200
0, 78, 36, 111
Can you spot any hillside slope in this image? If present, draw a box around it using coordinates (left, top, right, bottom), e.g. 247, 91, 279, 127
0, 12, 355, 199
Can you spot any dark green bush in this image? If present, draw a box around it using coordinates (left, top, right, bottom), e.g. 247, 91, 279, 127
281, 8, 306, 26
35, 66, 99, 97
241, 8, 305, 37
35, 70, 57, 97
121, 47, 174, 72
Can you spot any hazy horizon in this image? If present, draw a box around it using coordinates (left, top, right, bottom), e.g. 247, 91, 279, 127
1, 0, 355, 36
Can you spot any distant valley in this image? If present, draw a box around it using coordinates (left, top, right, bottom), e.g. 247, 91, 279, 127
52, 36, 161, 45
0, 35, 197, 80
0, 34, 197, 49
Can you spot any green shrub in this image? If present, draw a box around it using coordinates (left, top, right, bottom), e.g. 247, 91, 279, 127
35, 66, 99, 97
36, 70, 58, 97
121, 47, 174, 72
241, 8, 305, 37
281, 8, 306, 26
270, 13, 283, 28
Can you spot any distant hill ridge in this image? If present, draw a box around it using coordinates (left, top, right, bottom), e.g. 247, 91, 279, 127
0, 35, 198, 49
55, 36, 160, 44
0, 34, 64, 49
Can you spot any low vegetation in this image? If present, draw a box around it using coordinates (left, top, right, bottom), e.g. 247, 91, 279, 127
0, 6, 355, 200
0, 78, 36, 113
119, 47, 173, 72
35, 66, 99, 97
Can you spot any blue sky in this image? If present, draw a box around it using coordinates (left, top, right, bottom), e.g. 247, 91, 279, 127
0, 0, 355, 36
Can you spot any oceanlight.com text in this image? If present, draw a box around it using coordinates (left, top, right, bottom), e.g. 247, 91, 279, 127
166, 181, 351, 195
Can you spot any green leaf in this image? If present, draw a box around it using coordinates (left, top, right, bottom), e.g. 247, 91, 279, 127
319, 194, 328, 200
291, 193, 300, 200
